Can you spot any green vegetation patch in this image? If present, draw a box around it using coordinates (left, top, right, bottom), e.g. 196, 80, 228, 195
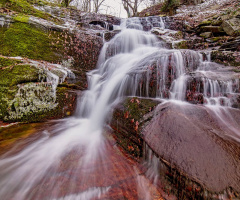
0, 22, 63, 62
0, 64, 39, 86
5, 87, 77, 122
124, 97, 159, 122
2, 0, 56, 21
0, 57, 22, 68
31, 87, 77, 121
13, 14, 29, 23
174, 40, 188, 49
0, 64, 40, 119
0, 86, 18, 119
199, 20, 212, 26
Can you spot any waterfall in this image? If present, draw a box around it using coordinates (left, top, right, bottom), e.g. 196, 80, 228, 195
0, 16, 239, 199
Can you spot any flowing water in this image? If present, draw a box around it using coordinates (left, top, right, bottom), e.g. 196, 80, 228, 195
0, 17, 240, 199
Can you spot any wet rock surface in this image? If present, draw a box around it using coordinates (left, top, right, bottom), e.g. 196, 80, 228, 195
142, 102, 240, 194
111, 97, 240, 198
0, 121, 165, 200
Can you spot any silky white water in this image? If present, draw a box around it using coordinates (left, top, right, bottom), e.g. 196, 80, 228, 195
0, 17, 240, 199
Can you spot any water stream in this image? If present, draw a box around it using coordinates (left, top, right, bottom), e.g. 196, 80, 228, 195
0, 17, 239, 199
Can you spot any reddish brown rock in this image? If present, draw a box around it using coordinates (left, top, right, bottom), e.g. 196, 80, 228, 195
142, 102, 240, 194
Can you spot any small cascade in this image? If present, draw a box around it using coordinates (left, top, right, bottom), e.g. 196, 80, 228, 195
170, 75, 189, 101
142, 143, 161, 185
193, 52, 240, 106
201, 78, 238, 106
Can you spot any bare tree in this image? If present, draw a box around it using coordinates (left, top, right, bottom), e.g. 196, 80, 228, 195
93, 0, 106, 12
122, 0, 143, 17
82, 0, 91, 12
69, 0, 91, 12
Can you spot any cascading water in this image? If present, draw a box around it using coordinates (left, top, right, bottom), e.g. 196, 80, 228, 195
0, 16, 239, 199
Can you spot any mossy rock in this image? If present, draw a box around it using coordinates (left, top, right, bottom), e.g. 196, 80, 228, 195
0, 64, 41, 120
198, 20, 212, 27
212, 20, 223, 26
173, 40, 188, 49
0, 22, 63, 62
0, 86, 17, 119
1, 85, 77, 122
13, 14, 29, 23
9, 87, 77, 122
2, 0, 57, 22
161, 0, 180, 15
123, 97, 159, 122
0, 64, 39, 86
200, 32, 212, 38
0, 57, 22, 68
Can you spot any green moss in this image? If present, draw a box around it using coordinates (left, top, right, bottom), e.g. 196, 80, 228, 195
40, 87, 77, 119
0, 63, 76, 122
0, 22, 63, 62
0, 86, 18, 119
0, 65, 39, 86
111, 97, 159, 159
0, 57, 22, 68
124, 97, 159, 122
174, 40, 188, 49
211, 20, 222, 26
0, 64, 40, 119
199, 20, 212, 26
13, 14, 29, 23
232, 69, 240, 73
211, 37, 221, 42
2, 0, 57, 22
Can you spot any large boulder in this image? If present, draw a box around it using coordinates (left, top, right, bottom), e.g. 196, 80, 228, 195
222, 18, 240, 36
142, 102, 240, 194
